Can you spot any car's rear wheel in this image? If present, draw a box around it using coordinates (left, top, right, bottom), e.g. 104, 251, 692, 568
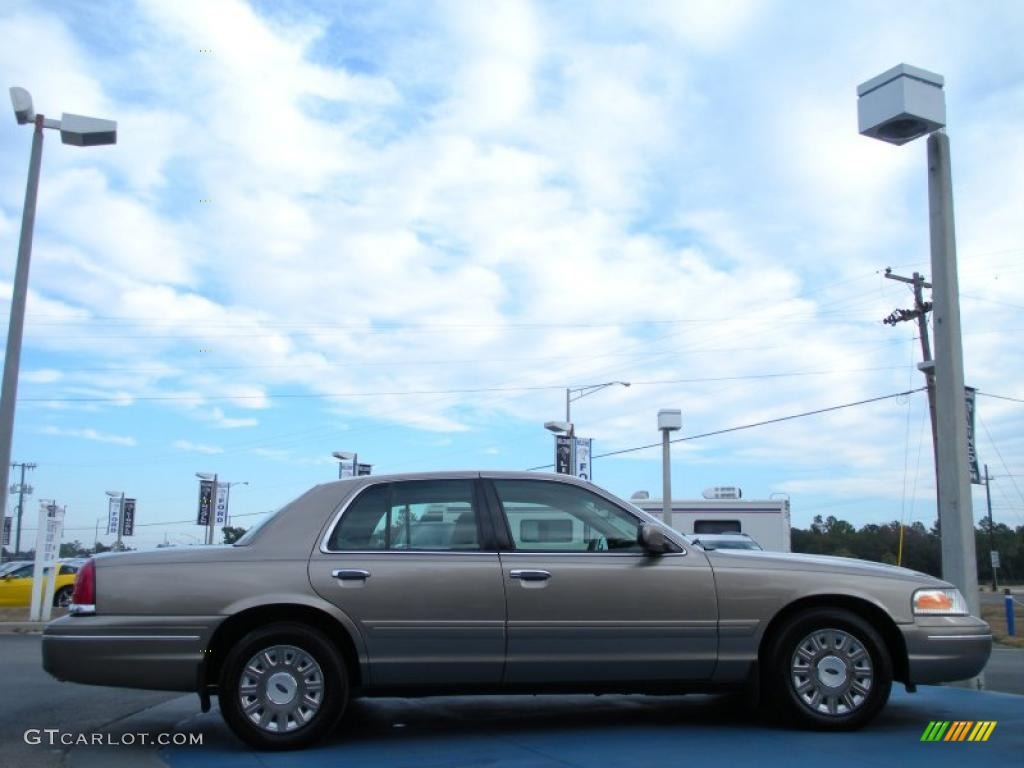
53, 586, 73, 608
767, 608, 892, 729
218, 622, 347, 750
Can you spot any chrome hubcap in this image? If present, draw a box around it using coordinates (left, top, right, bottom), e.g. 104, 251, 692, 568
239, 644, 324, 732
790, 628, 873, 716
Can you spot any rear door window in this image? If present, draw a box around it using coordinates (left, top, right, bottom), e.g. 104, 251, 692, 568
328, 480, 480, 551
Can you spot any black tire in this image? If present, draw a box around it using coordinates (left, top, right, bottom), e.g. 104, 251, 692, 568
218, 622, 348, 750
766, 608, 892, 730
53, 586, 73, 608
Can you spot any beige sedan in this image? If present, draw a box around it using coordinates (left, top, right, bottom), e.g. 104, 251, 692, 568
43, 472, 991, 750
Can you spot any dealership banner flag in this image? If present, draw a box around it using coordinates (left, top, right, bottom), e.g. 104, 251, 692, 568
197, 480, 214, 526
214, 484, 229, 525
574, 438, 593, 481
122, 499, 136, 537
2, 516, 9, 546
106, 496, 120, 535
965, 386, 981, 484
555, 435, 573, 475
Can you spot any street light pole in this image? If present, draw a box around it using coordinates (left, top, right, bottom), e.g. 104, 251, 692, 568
858, 64, 981, 687
0, 89, 116, 538
657, 410, 682, 527
0, 115, 44, 536
926, 129, 980, 618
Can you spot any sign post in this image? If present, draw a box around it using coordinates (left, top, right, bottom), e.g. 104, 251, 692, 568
29, 501, 63, 621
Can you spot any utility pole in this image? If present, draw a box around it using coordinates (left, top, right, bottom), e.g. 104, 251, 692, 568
883, 269, 938, 477
984, 464, 997, 592
9, 461, 36, 556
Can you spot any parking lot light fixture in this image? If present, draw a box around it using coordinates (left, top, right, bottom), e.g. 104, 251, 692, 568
0, 87, 117, 544
857, 65, 980, 632
657, 410, 682, 527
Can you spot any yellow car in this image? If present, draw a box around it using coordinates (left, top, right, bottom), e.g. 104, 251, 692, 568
0, 561, 79, 607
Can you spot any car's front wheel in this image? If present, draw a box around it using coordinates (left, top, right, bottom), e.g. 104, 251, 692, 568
53, 586, 73, 608
767, 608, 892, 729
218, 622, 348, 750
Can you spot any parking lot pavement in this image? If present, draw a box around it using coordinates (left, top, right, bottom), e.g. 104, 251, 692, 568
148, 686, 1023, 768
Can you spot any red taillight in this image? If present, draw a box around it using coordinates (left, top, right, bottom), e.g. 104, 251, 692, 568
71, 558, 95, 613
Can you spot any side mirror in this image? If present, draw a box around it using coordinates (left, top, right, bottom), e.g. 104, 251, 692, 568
638, 523, 678, 555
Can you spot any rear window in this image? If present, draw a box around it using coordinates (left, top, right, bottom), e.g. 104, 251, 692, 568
694, 519, 741, 534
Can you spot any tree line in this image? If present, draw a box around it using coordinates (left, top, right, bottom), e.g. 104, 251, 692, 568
791, 515, 1024, 584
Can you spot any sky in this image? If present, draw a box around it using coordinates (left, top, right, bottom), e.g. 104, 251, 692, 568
0, 0, 1022, 551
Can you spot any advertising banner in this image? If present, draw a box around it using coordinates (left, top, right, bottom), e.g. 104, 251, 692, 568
214, 484, 229, 525
106, 496, 121, 535
574, 438, 593, 481
555, 435, 573, 475
965, 386, 981, 484
197, 479, 214, 526
2, 516, 9, 546
122, 499, 136, 537
357, 463, 372, 476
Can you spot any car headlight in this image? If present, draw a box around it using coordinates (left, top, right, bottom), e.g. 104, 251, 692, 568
912, 587, 968, 616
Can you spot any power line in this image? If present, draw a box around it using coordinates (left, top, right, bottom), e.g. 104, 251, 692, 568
16, 366, 915, 404
526, 388, 925, 470
978, 392, 1024, 404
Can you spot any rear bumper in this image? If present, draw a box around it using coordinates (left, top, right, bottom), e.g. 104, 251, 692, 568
42, 614, 222, 692
900, 615, 992, 684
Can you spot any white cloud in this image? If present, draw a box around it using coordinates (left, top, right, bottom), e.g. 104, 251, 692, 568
39, 425, 136, 446
173, 439, 223, 454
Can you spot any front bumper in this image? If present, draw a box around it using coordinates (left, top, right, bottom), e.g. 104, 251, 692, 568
900, 615, 992, 684
42, 614, 222, 692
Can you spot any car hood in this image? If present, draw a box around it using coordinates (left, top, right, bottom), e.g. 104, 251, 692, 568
704, 548, 948, 585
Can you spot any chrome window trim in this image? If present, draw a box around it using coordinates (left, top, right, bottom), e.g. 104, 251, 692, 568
497, 550, 687, 558
319, 479, 486, 555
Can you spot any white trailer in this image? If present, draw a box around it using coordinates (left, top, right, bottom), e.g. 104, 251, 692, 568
630, 497, 791, 552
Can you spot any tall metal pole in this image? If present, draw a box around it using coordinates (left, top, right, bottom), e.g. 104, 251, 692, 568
0, 115, 44, 537
207, 473, 218, 544
926, 130, 980, 625
115, 492, 125, 549
566, 388, 571, 423
661, 428, 672, 526
984, 464, 997, 591
13, 462, 27, 555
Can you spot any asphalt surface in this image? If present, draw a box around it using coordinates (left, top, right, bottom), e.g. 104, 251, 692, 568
0, 635, 178, 768
1, 635, 1021, 767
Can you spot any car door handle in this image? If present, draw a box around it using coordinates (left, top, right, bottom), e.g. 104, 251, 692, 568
332, 569, 371, 581
509, 570, 551, 582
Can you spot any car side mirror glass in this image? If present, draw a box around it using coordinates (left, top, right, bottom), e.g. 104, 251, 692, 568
638, 523, 677, 555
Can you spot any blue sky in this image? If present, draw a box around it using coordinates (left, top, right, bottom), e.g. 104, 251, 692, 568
0, 0, 1022, 550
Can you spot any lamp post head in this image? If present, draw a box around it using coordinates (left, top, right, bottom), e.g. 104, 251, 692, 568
544, 421, 572, 434
857, 64, 945, 145
657, 409, 682, 432
9, 87, 34, 124
59, 112, 117, 146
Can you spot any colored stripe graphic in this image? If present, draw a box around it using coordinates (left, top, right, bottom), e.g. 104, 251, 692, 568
973, 722, 997, 742
945, 721, 972, 741
920, 720, 995, 742
921, 721, 950, 741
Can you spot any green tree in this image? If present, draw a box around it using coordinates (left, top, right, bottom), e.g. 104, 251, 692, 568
222, 526, 247, 544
